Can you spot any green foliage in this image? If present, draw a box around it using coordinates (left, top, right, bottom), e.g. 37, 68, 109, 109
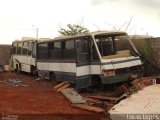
134, 39, 153, 62
132, 38, 158, 76
58, 24, 89, 36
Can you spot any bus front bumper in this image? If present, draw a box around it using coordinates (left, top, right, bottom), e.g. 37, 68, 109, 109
101, 74, 137, 84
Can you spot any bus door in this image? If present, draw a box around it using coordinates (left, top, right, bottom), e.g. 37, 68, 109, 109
75, 37, 91, 88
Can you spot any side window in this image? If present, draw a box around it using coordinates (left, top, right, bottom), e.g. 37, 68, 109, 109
32, 42, 37, 58
12, 43, 17, 54
37, 43, 48, 59
48, 41, 61, 59
92, 42, 99, 61
28, 42, 33, 56
76, 37, 90, 63
102, 37, 115, 56
22, 42, 28, 55
62, 40, 75, 60
17, 43, 23, 55
95, 37, 115, 56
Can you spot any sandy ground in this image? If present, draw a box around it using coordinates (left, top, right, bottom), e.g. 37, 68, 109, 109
0, 72, 106, 120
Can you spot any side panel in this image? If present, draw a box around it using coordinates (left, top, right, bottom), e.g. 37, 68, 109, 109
12, 55, 36, 73
101, 56, 142, 70
37, 62, 76, 83
76, 64, 101, 89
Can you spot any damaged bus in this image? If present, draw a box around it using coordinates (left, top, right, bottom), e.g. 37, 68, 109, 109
11, 38, 37, 74
36, 31, 143, 89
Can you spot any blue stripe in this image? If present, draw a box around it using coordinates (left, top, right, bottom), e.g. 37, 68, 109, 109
76, 57, 140, 66
102, 57, 140, 65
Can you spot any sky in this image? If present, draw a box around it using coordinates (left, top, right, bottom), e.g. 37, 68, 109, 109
0, 0, 160, 44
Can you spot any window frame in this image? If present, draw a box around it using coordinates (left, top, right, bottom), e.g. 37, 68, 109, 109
62, 39, 76, 61
37, 42, 48, 59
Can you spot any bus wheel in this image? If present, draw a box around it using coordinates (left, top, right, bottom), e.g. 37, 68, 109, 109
49, 72, 57, 85
31, 66, 37, 75
15, 64, 20, 73
91, 75, 102, 90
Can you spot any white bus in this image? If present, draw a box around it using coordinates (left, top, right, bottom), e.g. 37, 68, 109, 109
37, 31, 143, 89
11, 38, 37, 74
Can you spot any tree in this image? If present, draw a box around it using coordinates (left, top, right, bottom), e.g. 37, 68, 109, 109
58, 24, 89, 36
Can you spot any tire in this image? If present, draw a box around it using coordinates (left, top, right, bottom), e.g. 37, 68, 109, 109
91, 75, 102, 89
31, 66, 37, 75
49, 72, 57, 85
15, 64, 20, 73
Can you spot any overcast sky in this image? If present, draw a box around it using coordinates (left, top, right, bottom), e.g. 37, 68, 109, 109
0, 0, 160, 44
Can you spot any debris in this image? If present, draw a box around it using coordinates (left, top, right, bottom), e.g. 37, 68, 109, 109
8, 79, 22, 84
88, 92, 128, 104
109, 85, 160, 120
57, 83, 71, 92
35, 77, 44, 81
85, 97, 103, 106
61, 88, 86, 104
142, 79, 152, 86
72, 104, 105, 113
86, 97, 102, 104
131, 78, 142, 86
113, 84, 129, 97
89, 95, 119, 102
131, 78, 153, 91
54, 81, 70, 89
117, 93, 128, 102
4, 65, 10, 71
53, 81, 71, 92
104, 103, 115, 112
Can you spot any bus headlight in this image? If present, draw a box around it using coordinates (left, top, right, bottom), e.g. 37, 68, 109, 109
102, 69, 115, 77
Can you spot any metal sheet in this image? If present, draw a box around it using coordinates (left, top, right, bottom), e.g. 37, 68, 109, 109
61, 88, 86, 104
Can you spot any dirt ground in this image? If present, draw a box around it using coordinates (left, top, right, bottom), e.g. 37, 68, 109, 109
0, 72, 106, 120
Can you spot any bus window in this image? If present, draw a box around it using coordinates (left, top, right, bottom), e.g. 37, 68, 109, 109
12, 43, 17, 54
32, 43, 37, 58
48, 41, 61, 59
28, 42, 33, 56
95, 37, 115, 57
76, 37, 90, 63
17, 43, 23, 55
62, 40, 75, 60
37, 43, 48, 59
94, 35, 134, 59
22, 42, 28, 55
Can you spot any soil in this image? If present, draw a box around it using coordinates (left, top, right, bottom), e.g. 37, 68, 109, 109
0, 72, 106, 120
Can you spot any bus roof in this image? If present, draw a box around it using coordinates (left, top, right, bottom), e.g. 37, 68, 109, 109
12, 38, 52, 44
38, 30, 127, 43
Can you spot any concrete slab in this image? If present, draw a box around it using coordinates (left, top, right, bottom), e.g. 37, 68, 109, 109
109, 84, 160, 120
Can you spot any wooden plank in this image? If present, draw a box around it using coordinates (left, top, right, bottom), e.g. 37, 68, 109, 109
72, 104, 105, 113
85, 97, 102, 104
54, 81, 69, 89
89, 95, 119, 101
57, 83, 71, 92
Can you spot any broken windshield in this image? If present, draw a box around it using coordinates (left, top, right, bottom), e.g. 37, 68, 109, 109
94, 34, 134, 59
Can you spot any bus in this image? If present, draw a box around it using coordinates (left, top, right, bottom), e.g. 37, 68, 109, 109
36, 31, 143, 89
11, 37, 37, 74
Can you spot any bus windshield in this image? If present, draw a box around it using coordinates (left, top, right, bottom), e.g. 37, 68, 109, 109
94, 34, 134, 59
